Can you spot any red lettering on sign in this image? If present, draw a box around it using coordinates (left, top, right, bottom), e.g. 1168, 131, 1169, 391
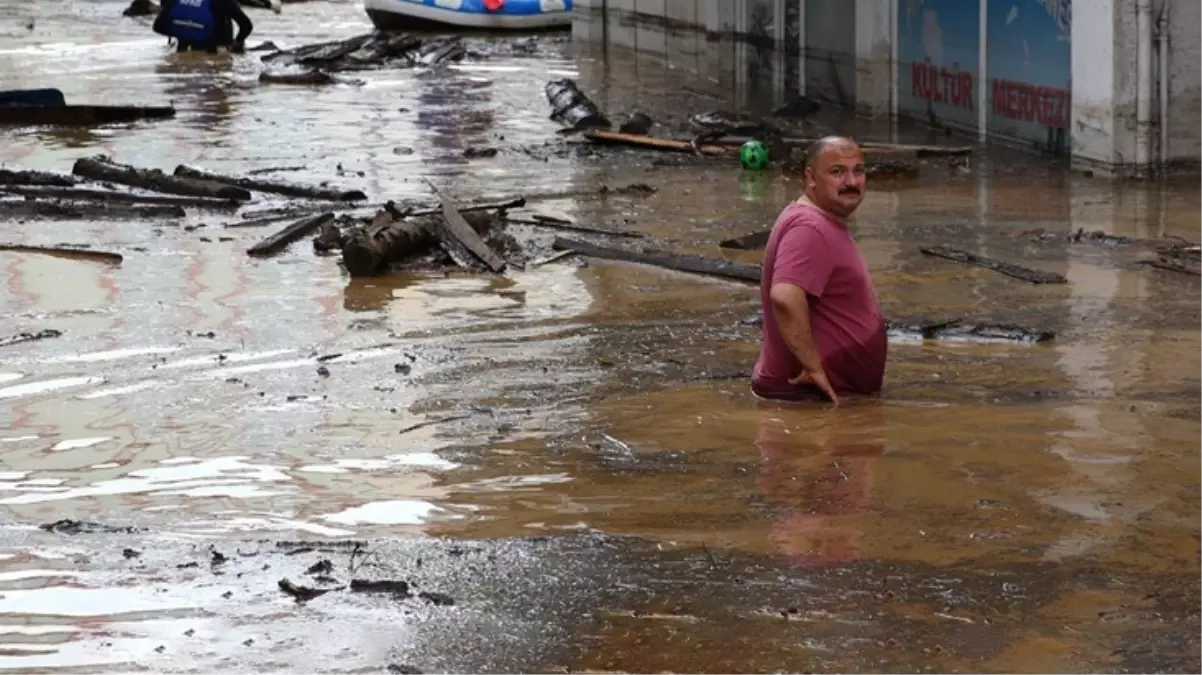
910, 58, 974, 110
991, 79, 1070, 128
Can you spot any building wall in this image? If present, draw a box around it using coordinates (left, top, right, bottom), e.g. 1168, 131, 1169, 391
573, 0, 1201, 170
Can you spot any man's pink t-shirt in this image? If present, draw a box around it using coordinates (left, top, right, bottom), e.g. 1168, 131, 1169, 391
752, 202, 887, 398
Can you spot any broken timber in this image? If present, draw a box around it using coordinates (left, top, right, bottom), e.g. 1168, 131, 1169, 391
174, 164, 367, 202
581, 130, 726, 156
552, 237, 761, 284
0, 200, 185, 220
0, 185, 240, 209
341, 208, 498, 276
247, 212, 335, 257
919, 245, 1068, 284
885, 318, 1055, 343
505, 216, 645, 239
0, 105, 175, 127
0, 328, 63, 349
73, 157, 251, 201
0, 243, 123, 264
741, 314, 1053, 343
425, 182, 506, 273
719, 230, 771, 250
0, 168, 77, 186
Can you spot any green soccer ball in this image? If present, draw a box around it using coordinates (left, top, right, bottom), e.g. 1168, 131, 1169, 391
739, 139, 771, 171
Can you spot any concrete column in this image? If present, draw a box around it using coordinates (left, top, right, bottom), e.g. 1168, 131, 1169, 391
1070, 0, 1153, 172
854, 0, 893, 115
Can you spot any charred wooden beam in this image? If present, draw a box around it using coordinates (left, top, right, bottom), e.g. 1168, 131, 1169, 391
73, 156, 251, 200
0, 185, 240, 209
552, 237, 761, 284
247, 212, 335, 257
919, 245, 1068, 284
174, 164, 366, 202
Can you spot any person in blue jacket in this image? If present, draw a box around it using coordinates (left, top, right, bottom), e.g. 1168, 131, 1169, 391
153, 0, 253, 53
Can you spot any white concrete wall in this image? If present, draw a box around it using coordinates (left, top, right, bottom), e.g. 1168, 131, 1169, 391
1165, 0, 1201, 163
573, 0, 1201, 170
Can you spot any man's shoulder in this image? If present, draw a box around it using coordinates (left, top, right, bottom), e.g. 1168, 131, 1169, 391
774, 204, 832, 241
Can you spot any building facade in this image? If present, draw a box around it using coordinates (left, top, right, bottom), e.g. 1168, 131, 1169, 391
571, 0, 1201, 174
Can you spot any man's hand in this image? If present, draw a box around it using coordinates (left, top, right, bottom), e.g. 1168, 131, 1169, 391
789, 368, 839, 406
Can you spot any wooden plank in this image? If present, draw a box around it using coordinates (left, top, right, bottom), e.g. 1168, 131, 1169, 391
0, 185, 240, 209
174, 164, 368, 202
581, 130, 727, 155
424, 182, 506, 273
552, 237, 761, 284
73, 156, 251, 200
0, 105, 175, 127
0, 243, 123, 264
919, 245, 1068, 284
719, 230, 771, 250
247, 212, 334, 257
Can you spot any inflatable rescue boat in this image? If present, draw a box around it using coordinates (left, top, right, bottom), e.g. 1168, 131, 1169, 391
364, 0, 572, 31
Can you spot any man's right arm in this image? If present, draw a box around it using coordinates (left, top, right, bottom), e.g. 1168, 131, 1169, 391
768, 222, 838, 402
769, 283, 823, 375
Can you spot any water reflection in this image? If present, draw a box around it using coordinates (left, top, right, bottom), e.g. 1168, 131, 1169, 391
755, 404, 884, 566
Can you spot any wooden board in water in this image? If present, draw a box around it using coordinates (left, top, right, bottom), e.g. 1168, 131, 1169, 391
0, 105, 176, 127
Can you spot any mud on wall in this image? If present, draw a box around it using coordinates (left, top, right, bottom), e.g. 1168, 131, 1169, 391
570, 1, 860, 114
897, 0, 1072, 155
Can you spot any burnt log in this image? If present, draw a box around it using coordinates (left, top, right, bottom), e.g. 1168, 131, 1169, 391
258, 71, 336, 86
0, 243, 123, 264
0, 168, 77, 186
719, 230, 771, 250
247, 212, 335, 257
551, 237, 761, 284
0, 200, 185, 220
919, 245, 1068, 284
545, 79, 611, 132
0, 185, 240, 209
0, 329, 63, 349
174, 164, 366, 201
73, 156, 251, 200
341, 209, 497, 277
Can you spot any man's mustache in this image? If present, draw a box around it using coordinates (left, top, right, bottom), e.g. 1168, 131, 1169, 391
839, 187, 861, 195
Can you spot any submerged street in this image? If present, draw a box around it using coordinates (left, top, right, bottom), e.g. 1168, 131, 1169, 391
0, 0, 1199, 672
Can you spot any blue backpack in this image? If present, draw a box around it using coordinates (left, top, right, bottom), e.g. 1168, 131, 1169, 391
163, 0, 216, 43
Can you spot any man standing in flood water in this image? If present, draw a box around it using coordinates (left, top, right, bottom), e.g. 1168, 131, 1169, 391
752, 136, 887, 405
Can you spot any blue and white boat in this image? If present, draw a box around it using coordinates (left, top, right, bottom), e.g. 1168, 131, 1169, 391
364, 0, 572, 31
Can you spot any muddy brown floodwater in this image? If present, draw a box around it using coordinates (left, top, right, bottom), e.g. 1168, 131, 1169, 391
1, 1, 1199, 673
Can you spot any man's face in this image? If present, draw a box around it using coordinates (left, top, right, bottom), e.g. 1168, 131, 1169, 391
805, 141, 866, 218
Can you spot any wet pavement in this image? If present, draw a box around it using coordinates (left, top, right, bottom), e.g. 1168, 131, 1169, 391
1, 1, 1200, 672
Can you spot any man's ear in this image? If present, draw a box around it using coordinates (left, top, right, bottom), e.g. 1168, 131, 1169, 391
804, 166, 814, 189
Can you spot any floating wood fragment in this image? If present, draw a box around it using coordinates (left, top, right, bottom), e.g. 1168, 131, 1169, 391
552, 237, 761, 284
1140, 255, 1201, 276
885, 318, 1055, 343
0, 105, 175, 127
174, 164, 366, 202
506, 216, 645, 239
743, 314, 1053, 343
73, 157, 251, 200
247, 212, 335, 257
0, 328, 62, 348
0, 185, 240, 209
719, 230, 771, 250
919, 245, 1068, 284
0, 243, 123, 264
0, 200, 185, 220
546, 79, 612, 132
402, 195, 526, 219
425, 182, 506, 273
258, 70, 336, 86
0, 168, 77, 186
581, 129, 725, 155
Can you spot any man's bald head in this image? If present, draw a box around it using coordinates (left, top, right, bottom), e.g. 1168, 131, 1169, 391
802, 136, 866, 219
803, 136, 862, 170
